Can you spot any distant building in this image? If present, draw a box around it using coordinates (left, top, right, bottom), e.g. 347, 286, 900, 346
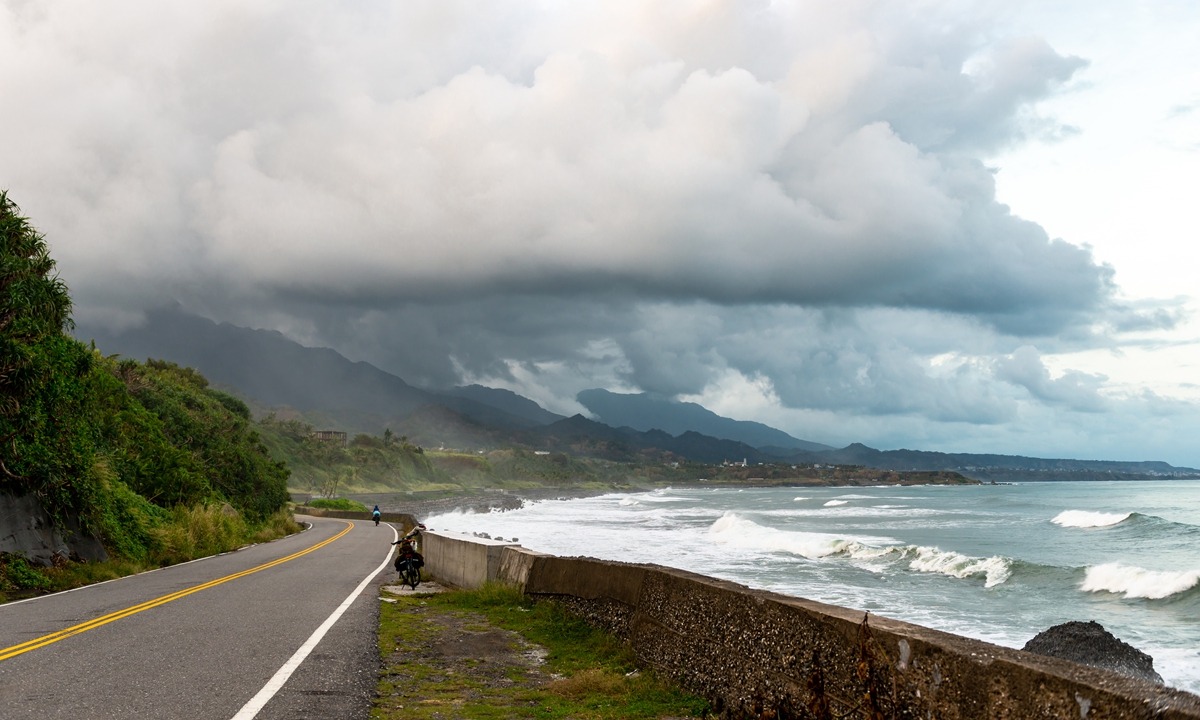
312, 430, 347, 448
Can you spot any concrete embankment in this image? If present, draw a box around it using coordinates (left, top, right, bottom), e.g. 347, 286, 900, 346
422, 530, 1200, 720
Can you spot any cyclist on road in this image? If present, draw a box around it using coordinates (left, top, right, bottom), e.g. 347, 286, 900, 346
372, 505, 381, 525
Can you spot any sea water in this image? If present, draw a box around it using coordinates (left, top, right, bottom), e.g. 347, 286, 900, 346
425, 480, 1200, 692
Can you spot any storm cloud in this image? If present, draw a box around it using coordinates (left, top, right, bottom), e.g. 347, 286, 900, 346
3, 0, 1194, 461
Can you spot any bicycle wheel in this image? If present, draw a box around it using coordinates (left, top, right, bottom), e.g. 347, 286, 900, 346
404, 566, 421, 590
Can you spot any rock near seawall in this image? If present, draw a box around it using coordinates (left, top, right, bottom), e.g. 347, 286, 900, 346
1023, 620, 1164, 685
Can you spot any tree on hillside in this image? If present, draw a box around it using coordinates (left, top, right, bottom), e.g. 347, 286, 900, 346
0, 193, 289, 522
0, 191, 96, 510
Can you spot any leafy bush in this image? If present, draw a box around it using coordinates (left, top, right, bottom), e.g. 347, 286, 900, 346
0, 553, 53, 591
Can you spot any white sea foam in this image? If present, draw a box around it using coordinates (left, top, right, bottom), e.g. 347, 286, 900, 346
793, 496, 809, 501
1052, 510, 1133, 528
824, 500, 849, 507
706, 513, 1012, 587
708, 512, 861, 559
1081, 563, 1200, 599
618, 497, 640, 506
906, 547, 1013, 588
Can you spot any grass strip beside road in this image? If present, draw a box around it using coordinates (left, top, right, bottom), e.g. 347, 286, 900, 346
0, 521, 353, 663
375, 582, 711, 719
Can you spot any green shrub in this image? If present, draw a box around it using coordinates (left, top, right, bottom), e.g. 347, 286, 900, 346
307, 497, 368, 512
0, 553, 53, 591
251, 508, 303, 543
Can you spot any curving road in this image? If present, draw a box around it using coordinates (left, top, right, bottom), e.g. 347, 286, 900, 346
0, 515, 399, 719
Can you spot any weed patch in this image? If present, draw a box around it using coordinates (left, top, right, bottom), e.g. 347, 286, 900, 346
374, 583, 709, 719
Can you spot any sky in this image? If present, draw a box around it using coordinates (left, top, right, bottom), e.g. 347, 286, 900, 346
2, 0, 1198, 465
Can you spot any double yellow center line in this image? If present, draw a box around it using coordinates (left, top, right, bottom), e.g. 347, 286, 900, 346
0, 521, 353, 663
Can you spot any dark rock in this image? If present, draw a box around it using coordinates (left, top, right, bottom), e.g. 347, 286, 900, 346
1, 492, 109, 566
1023, 621, 1163, 685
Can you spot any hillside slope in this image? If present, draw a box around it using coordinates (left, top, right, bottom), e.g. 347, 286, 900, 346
76, 306, 547, 429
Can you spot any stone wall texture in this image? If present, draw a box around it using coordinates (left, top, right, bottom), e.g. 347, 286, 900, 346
497, 546, 1200, 720
0, 492, 109, 566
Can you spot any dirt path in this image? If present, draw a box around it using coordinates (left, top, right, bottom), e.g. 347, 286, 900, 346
376, 588, 553, 718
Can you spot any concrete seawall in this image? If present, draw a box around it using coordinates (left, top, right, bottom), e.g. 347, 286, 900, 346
421, 530, 519, 589
424, 533, 1200, 719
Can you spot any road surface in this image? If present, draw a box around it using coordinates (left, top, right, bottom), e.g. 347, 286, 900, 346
0, 515, 399, 719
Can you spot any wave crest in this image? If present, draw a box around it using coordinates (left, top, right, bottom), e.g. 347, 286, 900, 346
905, 547, 1013, 588
1052, 510, 1132, 528
708, 513, 1012, 587
823, 500, 849, 507
1081, 563, 1200, 599
708, 512, 859, 559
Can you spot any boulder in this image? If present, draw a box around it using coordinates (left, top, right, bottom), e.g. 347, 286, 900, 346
1023, 620, 1163, 685
1, 492, 109, 566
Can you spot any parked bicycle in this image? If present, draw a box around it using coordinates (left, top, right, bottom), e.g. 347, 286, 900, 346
391, 524, 425, 590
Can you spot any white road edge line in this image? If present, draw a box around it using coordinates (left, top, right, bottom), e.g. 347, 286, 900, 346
230, 522, 398, 720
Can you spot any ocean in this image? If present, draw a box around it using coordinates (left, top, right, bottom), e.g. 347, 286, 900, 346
425, 480, 1200, 692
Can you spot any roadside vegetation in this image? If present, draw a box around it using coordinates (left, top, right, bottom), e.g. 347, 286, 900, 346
375, 583, 710, 719
0, 193, 298, 602
306, 497, 369, 512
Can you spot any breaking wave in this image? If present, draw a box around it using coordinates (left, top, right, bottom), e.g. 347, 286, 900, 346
708, 513, 1013, 587
1081, 563, 1200, 599
708, 512, 861, 559
824, 499, 849, 507
1052, 510, 1133, 528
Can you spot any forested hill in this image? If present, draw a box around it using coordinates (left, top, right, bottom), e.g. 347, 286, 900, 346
2, 193, 292, 592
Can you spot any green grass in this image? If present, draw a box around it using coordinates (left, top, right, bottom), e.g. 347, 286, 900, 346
374, 582, 710, 719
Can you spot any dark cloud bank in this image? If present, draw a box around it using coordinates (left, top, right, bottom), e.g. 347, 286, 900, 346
2, 0, 1194, 463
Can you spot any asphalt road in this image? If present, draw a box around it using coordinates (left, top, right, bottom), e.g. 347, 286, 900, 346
0, 515, 400, 719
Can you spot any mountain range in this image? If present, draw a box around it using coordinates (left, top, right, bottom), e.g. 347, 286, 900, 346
76, 306, 1200, 478
576, 389, 831, 451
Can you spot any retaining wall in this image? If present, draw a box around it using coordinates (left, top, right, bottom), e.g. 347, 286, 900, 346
490, 545, 1200, 719
422, 530, 519, 589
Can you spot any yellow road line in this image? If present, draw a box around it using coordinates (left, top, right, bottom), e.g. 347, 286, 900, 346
0, 521, 353, 663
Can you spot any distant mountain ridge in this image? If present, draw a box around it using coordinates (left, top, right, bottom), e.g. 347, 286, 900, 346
768, 443, 1199, 476
576, 388, 832, 451
445, 385, 564, 425
75, 306, 1199, 477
